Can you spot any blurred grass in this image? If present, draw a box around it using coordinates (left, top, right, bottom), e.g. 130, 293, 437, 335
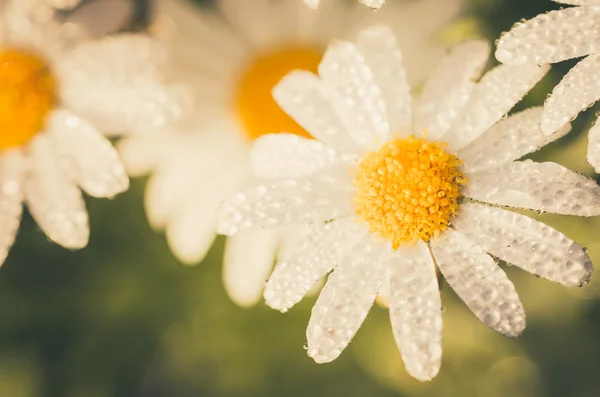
1, 0, 600, 396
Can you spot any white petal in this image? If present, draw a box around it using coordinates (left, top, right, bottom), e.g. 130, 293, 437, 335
414, 39, 490, 139
265, 218, 368, 312
587, 117, 600, 172
217, 165, 354, 235
116, 132, 172, 177
555, 1, 600, 5
318, 40, 389, 149
389, 242, 442, 382
223, 229, 279, 307
459, 107, 571, 173
542, 54, 600, 135
24, 134, 89, 249
306, 234, 388, 363
360, 0, 385, 9
47, 109, 128, 198
166, 161, 246, 265
0, 150, 25, 265
304, 0, 319, 8
496, 6, 600, 66
250, 134, 342, 179
442, 64, 549, 151
453, 203, 593, 287
63, 0, 133, 39
273, 71, 361, 154
57, 34, 188, 134
464, 160, 600, 216
217, 0, 280, 48
431, 228, 526, 336
356, 25, 411, 133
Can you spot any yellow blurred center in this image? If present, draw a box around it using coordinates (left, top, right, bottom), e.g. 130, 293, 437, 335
353, 136, 466, 249
235, 46, 322, 141
0, 48, 56, 150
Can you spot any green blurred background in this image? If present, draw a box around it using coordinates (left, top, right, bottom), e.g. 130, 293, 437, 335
3, 0, 600, 396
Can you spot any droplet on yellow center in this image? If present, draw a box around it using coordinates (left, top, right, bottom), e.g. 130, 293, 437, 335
235, 46, 322, 141
0, 48, 56, 150
353, 136, 467, 249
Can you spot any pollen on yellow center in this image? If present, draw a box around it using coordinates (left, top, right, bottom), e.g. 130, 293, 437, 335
235, 46, 322, 141
0, 48, 56, 150
353, 136, 467, 249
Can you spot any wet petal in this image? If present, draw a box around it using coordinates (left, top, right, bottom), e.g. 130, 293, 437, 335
318, 40, 389, 149
453, 203, 593, 286
223, 229, 279, 307
587, 118, 600, 172
431, 228, 526, 336
306, 233, 388, 363
496, 6, 600, 65
58, 34, 188, 134
48, 109, 128, 198
24, 134, 89, 249
273, 71, 361, 154
389, 242, 442, 381
442, 64, 549, 151
459, 107, 570, 173
414, 39, 490, 139
356, 25, 411, 132
250, 134, 343, 179
264, 218, 367, 312
542, 54, 600, 135
463, 160, 600, 216
217, 165, 354, 235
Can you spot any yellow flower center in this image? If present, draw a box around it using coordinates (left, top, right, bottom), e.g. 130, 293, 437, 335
353, 136, 466, 249
235, 46, 322, 141
0, 48, 56, 150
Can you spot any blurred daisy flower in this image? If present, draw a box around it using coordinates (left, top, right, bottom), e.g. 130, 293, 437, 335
0, 0, 186, 265
216, 26, 598, 381
118, 0, 463, 307
304, 0, 385, 10
496, 0, 600, 172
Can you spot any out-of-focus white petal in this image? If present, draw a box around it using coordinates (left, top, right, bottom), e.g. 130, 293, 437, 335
453, 203, 593, 287
57, 34, 188, 135
496, 6, 600, 65
356, 25, 411, 133
217, 165, 354, 235
223, 229, 279, 307
542, 54, 600, 135
250, 134, 342, 179
24, 134, 89, 249
442, 64, 549, 151
303, 0, 319, 8
431, 228, 526, 337
166, 159, 246, 265
360, 0, 385, 9
463, 160, 600, 216
264, 218, 367, 312
0, 150, 25, 265
63, 0, 133, 40
318, 40, 389, 149
306, 234, 388, 363
459, 107, 571, 173
389, 242, 442, 382
587, 118, 600, 172
414, 39, 490, 139
116, 132, 173, 177
48, 109, 128, 198
217, 0, 281, 48
273, 71, 361, 154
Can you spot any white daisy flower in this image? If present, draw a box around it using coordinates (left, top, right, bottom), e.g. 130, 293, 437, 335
304, 0, 385, 10
495, 0, 600, 172
0, 0, 185, 265
118, 0, 463, 307
216, 26, 598, 381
